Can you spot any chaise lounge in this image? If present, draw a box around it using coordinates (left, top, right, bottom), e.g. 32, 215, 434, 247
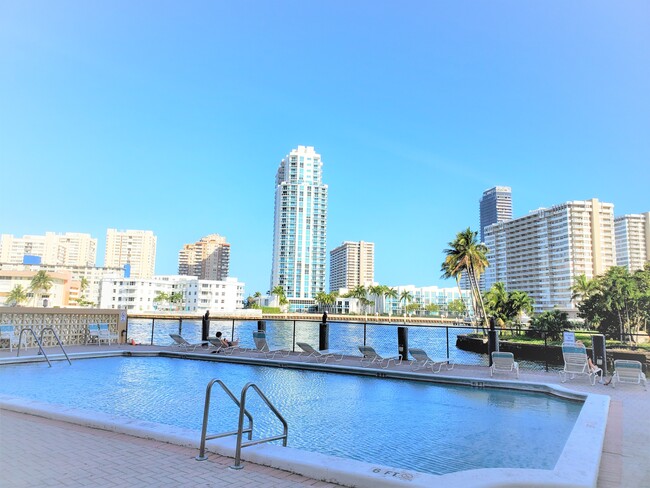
409, 348, 454, 373
297, 342, 343, 363
612, 359, 647, 390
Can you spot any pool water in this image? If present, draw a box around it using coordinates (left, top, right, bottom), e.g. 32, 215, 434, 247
0, 357, 582, 475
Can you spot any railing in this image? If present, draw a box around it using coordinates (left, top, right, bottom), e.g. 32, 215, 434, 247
17, 328, 51, 366
195, 379, 253, 461
39, 327, 72, 365
231, 382, 288, 470
122, 315, 649, 373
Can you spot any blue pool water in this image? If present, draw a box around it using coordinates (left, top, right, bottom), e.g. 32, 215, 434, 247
0, 357, 582, 475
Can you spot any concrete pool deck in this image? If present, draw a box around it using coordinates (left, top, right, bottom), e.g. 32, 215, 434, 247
0, 344, 648, 487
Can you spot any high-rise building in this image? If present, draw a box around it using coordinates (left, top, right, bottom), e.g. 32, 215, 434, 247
104, 229, 157, 279
479, 186, 512, 242
0, 232, 97, 266
615, 212, 650, 272
178, 234, 230, 280
483, 198, 615, 314
329, 241, 374, 292
270, 146, 328, 311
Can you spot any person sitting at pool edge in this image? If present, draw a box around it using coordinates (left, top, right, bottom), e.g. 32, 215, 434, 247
215, 331, 238, 348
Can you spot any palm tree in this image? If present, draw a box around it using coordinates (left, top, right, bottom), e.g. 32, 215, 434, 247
169, 292, 184, 311
253, 291, 262, 307
153, 291, 170, 310
399, 290, 413, 317
80, 277, 89, 293
326, 290, 339, 313
314, 291, 328, 312
384, 287, 398, 316
368, 285, 384, 314
506, 290, 534, 326
441, 228, 489, 328
271, 285, 288, 308
30, 270, 53, 306
7, 285, 28, 306
483, 282, 509, 325
571, 274, 596, 305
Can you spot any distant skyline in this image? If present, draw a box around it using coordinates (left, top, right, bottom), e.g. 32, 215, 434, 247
1, 2, 648, 295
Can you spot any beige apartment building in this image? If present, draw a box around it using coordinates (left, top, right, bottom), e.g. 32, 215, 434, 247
0, 269, 76, 307
104, 229, 157, 279
0, 232, 97, 267
329, 241, 375, 292
615, 212, 650, 272
484, 199, 615, 314
178, 234, 230, 280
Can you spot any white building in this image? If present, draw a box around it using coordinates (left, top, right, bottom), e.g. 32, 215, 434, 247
615, 212, 650, 272
0, 232, 97, 267
178, 234, 230, 280
105, 229, 157, 279
99, 275, 245, 313
332, 284, 471, 316
270, 146, 328, 312
479, 186, 512, 243
0, 262, 123, 306
484, 198, 616, 314
330, 241, 374, 292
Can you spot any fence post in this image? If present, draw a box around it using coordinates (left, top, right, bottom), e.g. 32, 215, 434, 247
231, 319, 235, 342
319, 315, 329, 351
544, 331, 549, 372
292, 320, 296, 352
446, 326, 450, 360
178, 318, 183, 336
150, 318, 155, 346
363, 322, 367, 346
397, 326, 408, 361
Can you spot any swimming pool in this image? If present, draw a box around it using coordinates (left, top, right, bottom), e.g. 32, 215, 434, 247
0, 352, 609, 487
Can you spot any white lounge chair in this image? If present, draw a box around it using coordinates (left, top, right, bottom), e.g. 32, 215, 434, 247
98, 323, 118, 345
296, 342, 343, 363
409, 348, 454, 373
559, 343, 602, 385
208, 337, 239, 355
87, 324, 100, 345
612, 360, 647, 390
252, 330, 290, 358
169, 333, 209, 351
358, 345, 402, 369
490, 351, 519, 378
0, 324, 20, 352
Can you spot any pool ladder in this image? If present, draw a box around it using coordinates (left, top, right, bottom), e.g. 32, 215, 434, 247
16, 327, 71, 367
195, 379, 288, 469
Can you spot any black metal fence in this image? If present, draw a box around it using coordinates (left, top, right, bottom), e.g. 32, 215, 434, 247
125, 316, 650, 373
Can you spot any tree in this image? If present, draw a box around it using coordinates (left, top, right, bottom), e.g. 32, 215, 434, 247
441, 228, 489, 328
483, 282, 509, 325
399, 290, 413, 316
7, 285, 28, 306
506, 290, 534, 325
30, 270, 53, 306
571, 274, 596, 305
528, 310, 570, 342
425, 303, 440, 316
447, 298, 467, 317
169, 292, 184, 311
384, 287, 398, 316
314, 291, 328, 311
368, 285, 384, 314
153, 291, 170, 310
271, 285, 288, 307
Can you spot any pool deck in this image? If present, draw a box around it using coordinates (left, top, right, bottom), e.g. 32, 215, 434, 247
1, 344, 648, 487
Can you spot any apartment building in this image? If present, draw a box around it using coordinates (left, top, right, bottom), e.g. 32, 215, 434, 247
178, 234, 230, 280
479, 186, 512, 242
615, 212, 650, 272
270, 146, 328, 312
99, 275, 244, 313
104, 229, 157, 279
0, 269, 76, 307
329, 241, 374, 292
0, 232, 97, 266
484, 198, 615, 314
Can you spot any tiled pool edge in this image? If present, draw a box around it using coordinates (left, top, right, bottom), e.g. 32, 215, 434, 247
0, 351, 609, 488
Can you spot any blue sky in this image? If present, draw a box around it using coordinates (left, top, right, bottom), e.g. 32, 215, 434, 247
1, 1, 648, 295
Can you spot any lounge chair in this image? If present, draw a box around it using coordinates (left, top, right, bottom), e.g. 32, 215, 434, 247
98, 323, 118, 345
0, 324, 20, 352
409, 348, 454, 373
87, 324, 100, 345
612, 360, 647, 390
358, 345, 402, 369
169, 333, 209, 351
559, 343, 602, 385
490, 351, 519, 378
296, 342, 343, 363
252, 330, 290, 358
208, 337, 239, 355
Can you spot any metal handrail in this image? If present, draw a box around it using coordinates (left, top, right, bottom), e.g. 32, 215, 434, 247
17, 328, 51, 367
195, 379, 253, 461
230, 382, 288, 470
39, 327, 72, 365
